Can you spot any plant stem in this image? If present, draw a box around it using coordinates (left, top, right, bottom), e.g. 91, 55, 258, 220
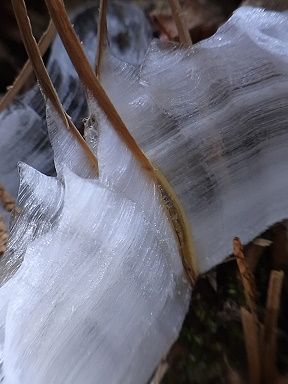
95, 0, 108, 79
263, 270, 284, 384
44, 0, 154, 176
44, 0, 198, 284
233, 237, 257, 314
168, 0, 192, 46
0, 21, 56, 112
241, 307, 261, 384
11, 0, 98, 175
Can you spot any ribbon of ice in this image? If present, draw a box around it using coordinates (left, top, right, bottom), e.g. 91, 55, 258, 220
0, 93, 191, 384
100, 6, 288, 272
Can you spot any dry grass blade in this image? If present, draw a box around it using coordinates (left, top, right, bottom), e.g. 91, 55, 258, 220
263, 270, 284, 384
11, 0, 98, 175
246, 237, 272, 273
150, 360, 168, 384
168, 0, 192, 46
233, 237, 257, 313
0, 185, 15, 256
95, 0, 108, 79
0, 185, 15, 212
0, 215, 8, 255
44, 0, 198, 284
0, 20, 56, 112
241, 307, 261, 384
44, 0, 155, 176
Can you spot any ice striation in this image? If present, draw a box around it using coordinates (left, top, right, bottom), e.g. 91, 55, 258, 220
0, 97, 190, 384
99, 6, 288, 273
0, 4, 288, 383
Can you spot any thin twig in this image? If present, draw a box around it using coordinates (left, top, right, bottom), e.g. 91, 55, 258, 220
168, 0, 192, 46
263, 270, 284, 384
150, 360, 168, 384
0, 215, 8, 256
11, 0, 98, 175
233, 237, 257, 313
0, 21, 56, 112
246, 237, 272, 273
44, 0, 198, 284
0, 185, 15, 256
0, 185, 15, 212
95, 0, 108, 79
241, 307, 261, 384
44, 0, 154, 177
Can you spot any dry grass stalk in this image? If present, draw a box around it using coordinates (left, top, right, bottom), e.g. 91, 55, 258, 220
246, 238, 272, 273
0, 21, 56, 112
262, 270, 284, 384
168, 0, 192, 46
0, 185, 15, 212
0, 215, 8, 255
226, 365, 244, 384
240, 307, 261, 384
233, 237, 257, 313
150, 360, 168, 384
44, 0, 155, 177
0, 185, 15, 256
271, 224, 288, 268
11, 0, 98, 176
44, 0, 198, 284
95, 0, 108, 79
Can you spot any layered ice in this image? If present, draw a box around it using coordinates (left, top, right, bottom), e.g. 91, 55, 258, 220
99, 6, 288, 272
0, 98, 190, 384
1, 4, 288, 383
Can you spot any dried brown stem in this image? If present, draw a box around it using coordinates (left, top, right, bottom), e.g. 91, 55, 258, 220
263, 270, 284, 384
241, 307, 261, 384
95, 0, 108, 79
0, 21, 56, 112
44, 0, 198, 284
0, 185, 15, 256
233, 237, 257, 313
168, 0, 192, 46
44, 0, 154, 176
11, 0, 98, 175
246, 237, 271, 273
0, 215, 8, 256
151, 360, 168, 384
0, 185, 15, 212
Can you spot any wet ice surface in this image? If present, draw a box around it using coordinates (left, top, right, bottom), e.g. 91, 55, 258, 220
0, 100, 190, 384
100, 6, 288, 273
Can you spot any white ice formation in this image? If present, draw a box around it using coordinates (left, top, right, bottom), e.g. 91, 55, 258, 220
0, 5, 288, 384
0, 94, 190, 384
100, 6, 288, 272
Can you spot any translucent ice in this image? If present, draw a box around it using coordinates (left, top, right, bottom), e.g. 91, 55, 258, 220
99, 6, 288, 272
0, 97, 190, 384
1, 5, 288, 383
